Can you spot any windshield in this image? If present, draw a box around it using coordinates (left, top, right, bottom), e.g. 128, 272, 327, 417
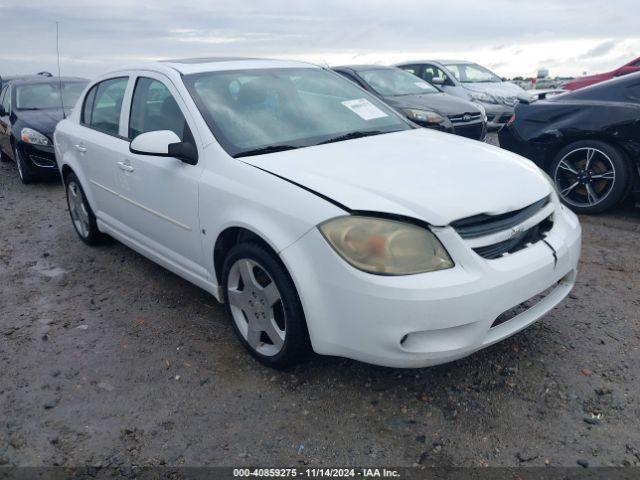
444, 63, 502, 83
15, 81, 88, 110
359, 68, 439, 96
182, 68, 410, 157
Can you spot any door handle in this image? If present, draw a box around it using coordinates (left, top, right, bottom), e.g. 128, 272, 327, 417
74, 144, 87, 153
117, 161, 134, 172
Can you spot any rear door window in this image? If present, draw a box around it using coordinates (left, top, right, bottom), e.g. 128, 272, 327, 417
82, 77, 128, 136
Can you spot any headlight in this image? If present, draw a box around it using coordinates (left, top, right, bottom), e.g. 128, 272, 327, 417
402, 109, 445, 125
21, 128, 50, 146
468, 91, 498, 104
319, 216, 454, 275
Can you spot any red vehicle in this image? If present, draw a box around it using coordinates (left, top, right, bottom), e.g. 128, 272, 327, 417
562, 56, 640, 90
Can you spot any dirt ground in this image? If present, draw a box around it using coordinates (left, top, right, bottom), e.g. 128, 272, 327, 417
1, 134, 639, 468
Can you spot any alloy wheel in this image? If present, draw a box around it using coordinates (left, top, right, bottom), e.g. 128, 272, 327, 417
67, 181, 91, 239
226, 258, 286, 357
553, 147, 616, 208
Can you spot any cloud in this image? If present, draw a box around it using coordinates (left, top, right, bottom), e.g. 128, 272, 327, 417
580, 40, 616, 58
0, 0, 638, 78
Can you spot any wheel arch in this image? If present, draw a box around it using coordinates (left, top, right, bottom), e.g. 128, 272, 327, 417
213, 226, 281, 287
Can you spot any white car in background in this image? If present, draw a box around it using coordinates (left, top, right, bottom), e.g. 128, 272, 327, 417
54, 58, 581, 369
396, 60, 531, 130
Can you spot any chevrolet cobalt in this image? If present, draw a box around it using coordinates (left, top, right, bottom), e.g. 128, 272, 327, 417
54, 58, 581, 368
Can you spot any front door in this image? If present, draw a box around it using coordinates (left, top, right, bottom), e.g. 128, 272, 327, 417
116, 73, 205, 278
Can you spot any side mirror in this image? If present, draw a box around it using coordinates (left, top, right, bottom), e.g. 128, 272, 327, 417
130, 130, 198, 165
429, 77, 445, 86
0, 105, 6, 116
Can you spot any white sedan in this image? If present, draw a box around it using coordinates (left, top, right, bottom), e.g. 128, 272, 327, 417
54, 58, 581, 368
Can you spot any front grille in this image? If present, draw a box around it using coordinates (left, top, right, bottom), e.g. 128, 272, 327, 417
449, 112, 482, 124
452, 197, 550, 239
452, 122, 484, 140
473, 217, 553, 259
451, 196, 554, 259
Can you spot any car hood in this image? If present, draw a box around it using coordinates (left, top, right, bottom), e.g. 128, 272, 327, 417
241, 129, 551, 226
17, 108, 70, 137
464, 81, 527, 98
383, 92, 481, 117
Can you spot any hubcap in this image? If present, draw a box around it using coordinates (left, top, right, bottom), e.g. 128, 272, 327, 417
554, 147, 616, 207
67, 181, 91, 238
227, 258, 285, 357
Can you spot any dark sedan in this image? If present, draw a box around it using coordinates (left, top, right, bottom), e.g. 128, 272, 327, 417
333, 65, 486, 141
499, 72, 640, 213
0, 76, 88, 183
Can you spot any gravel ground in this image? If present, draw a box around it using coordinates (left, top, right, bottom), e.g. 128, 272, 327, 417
1, 134, 639, 468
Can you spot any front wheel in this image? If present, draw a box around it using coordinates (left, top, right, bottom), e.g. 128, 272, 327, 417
550, 140, 630, 214
14, 147, 36, 184
222, 242, 311, 369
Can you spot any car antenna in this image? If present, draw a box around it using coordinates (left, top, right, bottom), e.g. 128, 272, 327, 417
56, 21, 65, 119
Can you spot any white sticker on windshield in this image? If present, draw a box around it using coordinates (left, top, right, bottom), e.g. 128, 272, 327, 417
414, 82, 431, 89
341, 98, 388, 120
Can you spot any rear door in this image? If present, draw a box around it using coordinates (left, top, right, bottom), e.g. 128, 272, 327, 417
77, 76, 132, 224
114, 72, 205, 277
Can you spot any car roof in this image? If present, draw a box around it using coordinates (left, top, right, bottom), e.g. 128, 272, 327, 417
8, 76, 88, 86
333, 65, 395, 72
159, 57, 320, 75
397, 60, 473, 66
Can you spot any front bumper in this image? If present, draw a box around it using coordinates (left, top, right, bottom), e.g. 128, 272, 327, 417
483, 103, 514, 131
280, 203, 581, 368
17, 141, 59, 177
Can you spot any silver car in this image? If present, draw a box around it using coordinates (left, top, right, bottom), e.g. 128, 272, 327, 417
396, 60, 530, 130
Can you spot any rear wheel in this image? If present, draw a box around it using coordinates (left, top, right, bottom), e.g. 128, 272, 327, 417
550, 140, 630, 214
65, 172, 103, 245
222, 242, 311, 369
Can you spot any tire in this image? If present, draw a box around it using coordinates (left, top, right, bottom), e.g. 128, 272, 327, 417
549, 140, 630, 214
0, 147, 10, 162
64, 172, 103, 245
14, 146, 36, 184
222, 241, 311, 369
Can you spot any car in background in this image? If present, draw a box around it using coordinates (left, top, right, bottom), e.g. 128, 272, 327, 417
396, 60, 530, 130
562, 56, 640, 91
0, 76, 88, 183
499, 72, 640, 213
54, 57, 580, 369
333, 65, 486, 141
0, 71, 53, 90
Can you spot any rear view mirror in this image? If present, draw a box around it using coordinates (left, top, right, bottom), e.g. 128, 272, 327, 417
130, 130, 198, 165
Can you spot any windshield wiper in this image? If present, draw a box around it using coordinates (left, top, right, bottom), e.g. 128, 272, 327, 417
234, 144, 299, 158
317, 130, 387, 145
18, 107, 41, 111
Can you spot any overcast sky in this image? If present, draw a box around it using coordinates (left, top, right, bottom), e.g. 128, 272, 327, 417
1, 0, 638, 80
